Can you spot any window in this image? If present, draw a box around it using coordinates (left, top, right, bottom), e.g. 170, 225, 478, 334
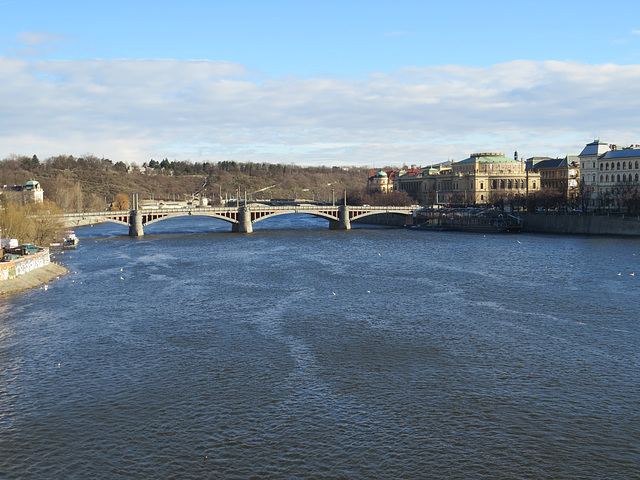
480, 182, 484, 189
617, 174, 621, 182
605, 163, 608, 170
508, 180, 512, 189
600, 175, 603, 183
492, 180, 497, 189
617, 162, 621, 170
623, 162, 627, 170
623, 174, 627, 182
606, 175, 609, 182
500, 180, 505, 189
636, 174, 639, 182
533, 181, 536, 189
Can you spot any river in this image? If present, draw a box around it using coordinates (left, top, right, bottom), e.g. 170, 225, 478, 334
1, 215, 639, 479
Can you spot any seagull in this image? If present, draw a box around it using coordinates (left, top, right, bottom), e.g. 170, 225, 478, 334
516, 240, 522, 244
617, 273, 622, 276
332, 292, 336, 295
120, 276, 125, 280
631, 272, 635, 276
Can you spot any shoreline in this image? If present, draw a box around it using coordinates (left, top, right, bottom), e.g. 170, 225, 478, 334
0, 263, 70, 297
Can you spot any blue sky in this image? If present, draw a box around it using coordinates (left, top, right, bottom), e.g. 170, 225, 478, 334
2, 0, 640, 166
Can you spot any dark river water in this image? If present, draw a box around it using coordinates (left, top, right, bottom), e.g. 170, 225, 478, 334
1, 215, 639, 479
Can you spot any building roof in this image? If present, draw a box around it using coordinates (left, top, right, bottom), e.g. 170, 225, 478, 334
456, 153, 517, 164
600, 148, 640, 160
579, 140, 609, 157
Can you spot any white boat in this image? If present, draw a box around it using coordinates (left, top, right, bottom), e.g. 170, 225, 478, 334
63, 231, 79, 249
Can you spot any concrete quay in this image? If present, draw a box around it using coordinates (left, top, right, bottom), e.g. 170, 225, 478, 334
521, 213, 640, 236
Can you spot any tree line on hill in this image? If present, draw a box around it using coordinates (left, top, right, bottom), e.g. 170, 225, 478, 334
0, 153, 412, 245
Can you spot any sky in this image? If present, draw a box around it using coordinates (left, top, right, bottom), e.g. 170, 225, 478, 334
2, 0, 640, 167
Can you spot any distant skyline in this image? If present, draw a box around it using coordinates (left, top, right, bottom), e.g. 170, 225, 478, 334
2, 0, 640, 166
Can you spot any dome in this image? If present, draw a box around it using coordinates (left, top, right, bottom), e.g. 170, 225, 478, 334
25, 179, 40, 190
374, 171, 388, 178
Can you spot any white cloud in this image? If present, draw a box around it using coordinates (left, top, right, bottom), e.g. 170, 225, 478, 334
2, 57, 640, 166
15, 31, 66, 46
6, 30, 71, 57
632, 30, 640, 35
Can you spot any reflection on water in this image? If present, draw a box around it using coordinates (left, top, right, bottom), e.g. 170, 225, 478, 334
1, 215, 639, 479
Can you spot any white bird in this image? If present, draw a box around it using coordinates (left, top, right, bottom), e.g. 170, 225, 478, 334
631, 272, 635, 276
517, 240, 522, 244
120, 276, 124, 280
332, 292, 336, 295
120, 267, 123, 271
617, 273, 622, 276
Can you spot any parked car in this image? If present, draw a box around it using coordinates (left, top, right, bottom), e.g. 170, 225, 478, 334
19, 244, 39, 255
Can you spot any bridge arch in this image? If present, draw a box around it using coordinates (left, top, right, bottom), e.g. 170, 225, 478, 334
61, 205, 415, 236
250, 209, 339, 225
143, 211, 238, 227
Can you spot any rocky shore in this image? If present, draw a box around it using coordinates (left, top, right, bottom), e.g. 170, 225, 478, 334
0, 263, 69, 297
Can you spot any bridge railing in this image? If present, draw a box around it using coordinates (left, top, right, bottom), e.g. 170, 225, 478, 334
61, 204, 415, 218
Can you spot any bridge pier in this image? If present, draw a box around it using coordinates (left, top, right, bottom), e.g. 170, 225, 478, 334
232, 207, 253, 233
129, 210, 144, 237
329, 206, 351, 230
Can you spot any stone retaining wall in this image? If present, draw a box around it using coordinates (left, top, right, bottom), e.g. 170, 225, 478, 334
521, 214, 640, 236
0, 250, 51, 281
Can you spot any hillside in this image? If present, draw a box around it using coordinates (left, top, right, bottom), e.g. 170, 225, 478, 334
0, 154, 408, 212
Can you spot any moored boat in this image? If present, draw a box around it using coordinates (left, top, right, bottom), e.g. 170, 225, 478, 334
412, 208, 522, 233
63, 231, 79, 249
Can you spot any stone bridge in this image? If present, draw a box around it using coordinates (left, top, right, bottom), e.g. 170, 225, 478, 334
60, 204, 416, 236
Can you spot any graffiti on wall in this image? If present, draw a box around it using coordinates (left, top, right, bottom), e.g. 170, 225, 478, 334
0, 251, 51, 281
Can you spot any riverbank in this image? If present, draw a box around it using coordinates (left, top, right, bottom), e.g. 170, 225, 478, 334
521, 213, 640, 235
0, 262, 69, 297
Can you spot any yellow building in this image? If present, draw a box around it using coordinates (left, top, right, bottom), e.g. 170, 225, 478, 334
0, 179, 44, 204
367, 170, 392, 194
436, 153, 538, 206
24, 179, 44, 203
527, 156, 580, 203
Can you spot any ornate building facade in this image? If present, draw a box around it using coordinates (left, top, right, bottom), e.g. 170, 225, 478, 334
1, 179, 44, 204
578, 140, 640, 210
394, 152, 540, 207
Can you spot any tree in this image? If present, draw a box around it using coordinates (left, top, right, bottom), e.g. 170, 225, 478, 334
24, 200, 64, 246
112, 193, 130, 211
1, 199, 63, 245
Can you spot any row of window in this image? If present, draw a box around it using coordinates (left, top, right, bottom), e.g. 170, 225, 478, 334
600, 161, 640, 171
600, 173, 640, 183
490, 179, 528, 189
